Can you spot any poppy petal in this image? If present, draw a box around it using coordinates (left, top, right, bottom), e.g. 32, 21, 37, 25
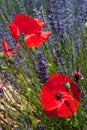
41, 74, 72, 95
5, 50, 13, 57
15, 44, 21, 49
2, 40, 9, 51
57, 97, 80, 118
34, 18, 44, 28
44, 96, 79, 118
70, 82, 80, 102
8, 23, 20, 42
2, 40, 13, 56
44, 108, 58, 117
13, 14, 43, 34
24, 32, 50, 48
40, 92, 59, 111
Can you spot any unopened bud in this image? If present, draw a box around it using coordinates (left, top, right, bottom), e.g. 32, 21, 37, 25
74, 67, 84, 83
0, 52, 4, 58
85, 22, 87, 31
65, 82, 71, 90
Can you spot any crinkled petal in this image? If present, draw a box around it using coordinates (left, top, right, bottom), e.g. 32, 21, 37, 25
8, 23, 20, 42
43, 93, 80, 118
13, 14, 43, 34
24, 32, 50, 48
40, 92, 59, 111
57, 97, 80, 118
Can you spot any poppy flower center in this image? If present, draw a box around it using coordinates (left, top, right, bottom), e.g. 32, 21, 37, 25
55, 92, 62, 100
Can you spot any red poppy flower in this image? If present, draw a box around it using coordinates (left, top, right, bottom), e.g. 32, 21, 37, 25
8, 14, 50, 48
0, 40, 20, 57
40, 73, 80, 118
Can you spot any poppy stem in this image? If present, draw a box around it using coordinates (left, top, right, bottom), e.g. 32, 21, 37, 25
41, 5, 46, 24
1, 0, 10, 19
0, 11, 9, 30
76, 23, 87, 69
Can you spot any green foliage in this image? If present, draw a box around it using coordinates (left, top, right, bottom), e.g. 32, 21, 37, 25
0, 0, 87, 130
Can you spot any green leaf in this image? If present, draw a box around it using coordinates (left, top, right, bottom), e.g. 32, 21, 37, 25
23, 105, 28, 111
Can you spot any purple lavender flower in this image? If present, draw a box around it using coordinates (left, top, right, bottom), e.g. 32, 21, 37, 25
81, 89, 87, 113
20, 118, 32, 130
55, 49, 64, 73
1, 70, 15, 86
82, 0, 87, 22
47, 0, 65, 39
15, 0, 26, 14
36, 123, 45, 130
15, 128, 20, 130
35, 51, 48, 83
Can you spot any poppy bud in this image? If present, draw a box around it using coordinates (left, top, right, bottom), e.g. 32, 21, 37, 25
85, 22, 87, 31
65, 82, 71, 90
0, 52, 4, 58
74, 67, 84, 83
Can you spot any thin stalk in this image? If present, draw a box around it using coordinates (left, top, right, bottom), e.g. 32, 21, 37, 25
77, 29, 87, 66
3, 93, 11, 130
0, 11, 9, 30
0, 116, 8, 125
1, 0, 10, 18
3, 87, 13, 103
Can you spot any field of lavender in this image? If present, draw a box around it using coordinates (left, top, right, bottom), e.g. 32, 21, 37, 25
0, 0, 87, 130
